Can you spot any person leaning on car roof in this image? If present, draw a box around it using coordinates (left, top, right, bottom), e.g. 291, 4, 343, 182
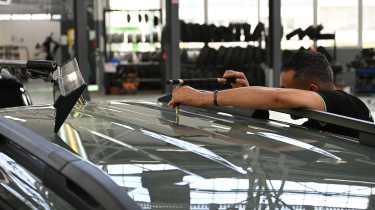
169, 50, 374, 138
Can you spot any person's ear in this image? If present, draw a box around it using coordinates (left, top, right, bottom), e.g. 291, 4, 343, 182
309, 83, 320, 91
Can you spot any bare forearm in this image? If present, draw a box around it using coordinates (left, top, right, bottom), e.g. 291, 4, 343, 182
170, 85, 324, 111
204, 86, 315, 110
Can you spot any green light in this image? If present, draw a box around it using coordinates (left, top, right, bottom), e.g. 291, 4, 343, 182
88, 85, 99, 92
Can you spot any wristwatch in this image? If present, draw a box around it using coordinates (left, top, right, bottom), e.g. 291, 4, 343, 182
213, 90, 219, 106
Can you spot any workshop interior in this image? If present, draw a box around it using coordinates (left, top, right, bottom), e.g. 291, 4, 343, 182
0, 0, 375, 210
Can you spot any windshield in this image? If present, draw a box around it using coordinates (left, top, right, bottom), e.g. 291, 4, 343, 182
2, 101, 374, 210
53, 102, 375, 210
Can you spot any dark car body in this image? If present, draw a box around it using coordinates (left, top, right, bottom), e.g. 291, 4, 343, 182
0, 101, 375, 210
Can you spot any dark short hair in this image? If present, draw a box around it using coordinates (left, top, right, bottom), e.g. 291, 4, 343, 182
282, 50, 334, 83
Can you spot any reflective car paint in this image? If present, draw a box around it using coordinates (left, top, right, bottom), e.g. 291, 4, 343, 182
0, 152, 76, 210
0, 101, 375, 210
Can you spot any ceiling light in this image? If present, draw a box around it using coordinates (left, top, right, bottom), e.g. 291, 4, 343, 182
31, 14, 51, 20
0, 0, 11, 5
11, 14, 31, 20
0, 14, 11, 20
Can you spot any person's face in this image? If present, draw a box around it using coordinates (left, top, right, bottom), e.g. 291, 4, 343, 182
280, 69, 320, 91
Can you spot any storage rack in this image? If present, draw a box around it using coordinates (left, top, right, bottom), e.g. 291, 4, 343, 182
284, 27, 343, 86
179, 22, 267, 90
285, 25, 337, 62
0, 45, 30, 60
103, 9, 163, 94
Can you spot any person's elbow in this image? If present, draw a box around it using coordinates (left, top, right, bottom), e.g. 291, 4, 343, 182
272, 89, 324, 110
272, 90, 302, 109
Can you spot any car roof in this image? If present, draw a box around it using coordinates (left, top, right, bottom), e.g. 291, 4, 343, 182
1, 101, 375, 209
1, 101, 374, 179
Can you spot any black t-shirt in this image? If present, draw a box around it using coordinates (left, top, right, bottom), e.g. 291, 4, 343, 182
303, 90, 373, 138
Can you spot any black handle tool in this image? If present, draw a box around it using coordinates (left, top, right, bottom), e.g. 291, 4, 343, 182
166, 77, 237, 86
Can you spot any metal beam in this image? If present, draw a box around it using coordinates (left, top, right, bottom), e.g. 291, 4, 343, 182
74, 0, 90, 100
204, 0, 208, 24
313, 0, 318, 26
269, 0, 282, 87
257, 0, 261, 22
164, 0, 181, 92
358, 0, 363, 48
93, 0, 107, 92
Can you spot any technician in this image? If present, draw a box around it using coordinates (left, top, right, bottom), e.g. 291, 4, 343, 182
169, 50, 374, 137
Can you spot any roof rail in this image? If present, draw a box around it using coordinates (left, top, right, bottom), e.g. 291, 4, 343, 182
278, 108, 375, 147
0, 116, 140, 210
158, 95, 375, 147
200, 105, 375, 147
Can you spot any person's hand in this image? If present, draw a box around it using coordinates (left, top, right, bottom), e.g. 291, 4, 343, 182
168, 86, 213, 108
223, 70, 250, 88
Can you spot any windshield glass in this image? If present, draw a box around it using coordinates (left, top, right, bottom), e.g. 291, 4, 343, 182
53, 102, 375, 210
2, 101, 374, 210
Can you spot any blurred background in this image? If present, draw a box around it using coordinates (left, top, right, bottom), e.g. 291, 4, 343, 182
0, 0, 374, 108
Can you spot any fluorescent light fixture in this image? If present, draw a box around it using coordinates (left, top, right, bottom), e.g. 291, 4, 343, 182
0, 0, 11, 5
11, 14, 31, 20
324, 178, 375, 186
52, 14, 62, 20
31, 13, 51, 20
88, 85, 99, 92
0, 14, 11, 20
0, 13, 60, 21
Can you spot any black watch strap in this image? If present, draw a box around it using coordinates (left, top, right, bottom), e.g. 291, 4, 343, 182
213, 90, 219, 106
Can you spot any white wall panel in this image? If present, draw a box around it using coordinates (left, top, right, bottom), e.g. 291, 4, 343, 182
0, 20, 60, 59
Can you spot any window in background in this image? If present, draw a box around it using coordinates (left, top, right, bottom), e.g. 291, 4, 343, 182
363, 0, 375, 48
110, 0, 160, 10
108, 0, 161, 29
179, 0, 204, 24
107, 0, 161, 53
259, 0, 269, 28
317, 0, 358, 47
281, 0, 314, 49
207, 0, 258, 26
